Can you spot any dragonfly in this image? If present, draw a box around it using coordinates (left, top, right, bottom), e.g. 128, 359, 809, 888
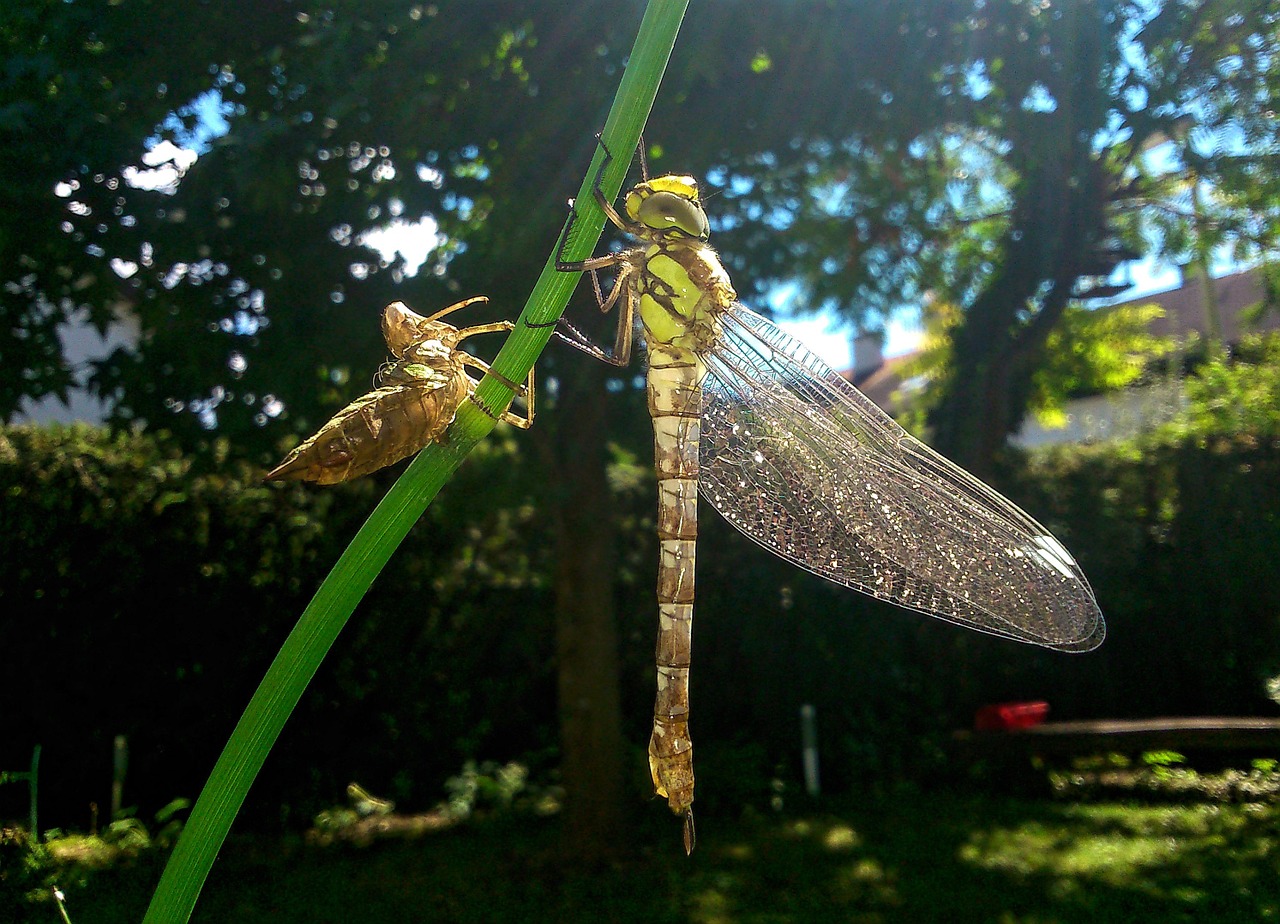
554, 143, 1104, 853
266, 296, 534, 484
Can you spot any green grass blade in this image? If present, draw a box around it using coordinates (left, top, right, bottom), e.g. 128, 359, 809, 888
143, 2, 689, 921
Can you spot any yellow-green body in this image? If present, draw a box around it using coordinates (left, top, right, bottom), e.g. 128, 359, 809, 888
559, 165, 1106, 855
639, 232, 734, 835
562, 174, 733, 851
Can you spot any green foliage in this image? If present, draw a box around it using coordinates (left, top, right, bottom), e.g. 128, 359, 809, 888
1127, 3, 1280, 269
23, 796, 1280, 923
4, 408, 1280, 912
0, 422, 557, 829
1157, 332, 1280, 441
1031, 303, 1176, 429
97, 799, 190, 853
442, 759, 541, 821
8, 388, 1280, 837
8, 1, 1276, 466
897, 297, 1174, 433
1053, 754, 1280, 804
0, 799, 188, 913
1141, 750, 1187, 768
0, 0, 248, 418
0, 826, 55, 911
5, 0, 703, 456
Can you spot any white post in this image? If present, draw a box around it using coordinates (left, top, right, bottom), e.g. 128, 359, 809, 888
800, 703, 820, 797
111, 735, 128, 818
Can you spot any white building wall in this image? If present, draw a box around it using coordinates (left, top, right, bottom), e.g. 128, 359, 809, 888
1012, 381, 1187, 448
14, 307, 141, 426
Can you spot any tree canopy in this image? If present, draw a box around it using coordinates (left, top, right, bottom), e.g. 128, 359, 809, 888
4, 1, 1277, 466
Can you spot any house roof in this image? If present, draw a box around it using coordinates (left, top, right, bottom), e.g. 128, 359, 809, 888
843, 265, 1275, 414
850, 351, 920, 415
1119, 266, 1276, 342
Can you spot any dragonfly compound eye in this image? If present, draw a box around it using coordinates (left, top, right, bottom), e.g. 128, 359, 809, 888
636, 191, 710, 240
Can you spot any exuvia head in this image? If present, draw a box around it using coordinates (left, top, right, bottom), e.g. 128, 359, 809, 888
382, 301, 453, 356
624, 175, 710, 241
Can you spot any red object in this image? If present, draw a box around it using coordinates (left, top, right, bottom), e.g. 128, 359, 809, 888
974, 701, 1050, 731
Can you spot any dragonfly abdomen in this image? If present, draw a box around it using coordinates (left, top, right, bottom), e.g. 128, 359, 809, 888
647, 352, 702, 850
267, 371, 467, 485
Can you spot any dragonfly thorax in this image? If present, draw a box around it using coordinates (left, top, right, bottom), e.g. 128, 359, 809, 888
637, 240, 734, 355
403, 338, 453, 364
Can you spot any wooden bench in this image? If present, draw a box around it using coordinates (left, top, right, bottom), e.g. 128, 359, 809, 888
955, 717, 1280, 760
953, 718, 1280, 792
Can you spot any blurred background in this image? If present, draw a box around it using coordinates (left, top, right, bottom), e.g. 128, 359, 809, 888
1, 0, 1278, 917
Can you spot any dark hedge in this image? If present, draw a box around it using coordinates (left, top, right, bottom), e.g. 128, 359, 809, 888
3, 420, 1277, 831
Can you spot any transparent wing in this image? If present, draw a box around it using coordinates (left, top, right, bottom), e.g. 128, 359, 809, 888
699, 304, 1104, 651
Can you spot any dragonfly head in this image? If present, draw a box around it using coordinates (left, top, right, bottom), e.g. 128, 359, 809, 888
625, 175, 710, 242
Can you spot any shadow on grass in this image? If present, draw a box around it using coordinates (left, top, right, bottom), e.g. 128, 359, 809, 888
39, 793, 1280, 923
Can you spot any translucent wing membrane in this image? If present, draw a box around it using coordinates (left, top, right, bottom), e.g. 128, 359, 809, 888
699, 305, 1104, 651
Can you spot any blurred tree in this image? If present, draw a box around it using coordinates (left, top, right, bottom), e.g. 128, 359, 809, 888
653, 1, 1280, 473
0, 0, 262, 418
1125, 1, 1280, 273
1164, 331, 1280, 439
12, 1, 1276, 461
900, 295, 1174, 434
915, 0, 1279, 470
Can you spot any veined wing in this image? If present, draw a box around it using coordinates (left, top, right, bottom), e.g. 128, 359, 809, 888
699, 304, 1104, 652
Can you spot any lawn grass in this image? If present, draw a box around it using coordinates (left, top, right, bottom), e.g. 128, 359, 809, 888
32, 791, 1278, 923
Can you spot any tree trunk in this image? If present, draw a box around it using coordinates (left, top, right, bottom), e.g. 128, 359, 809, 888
926, 2, 1114, 477
543, 363, 629, 859
927, 154, 1107, 478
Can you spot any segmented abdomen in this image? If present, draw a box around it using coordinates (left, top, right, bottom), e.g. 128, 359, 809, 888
265, 368, 468, 484
646, 344, 703, 825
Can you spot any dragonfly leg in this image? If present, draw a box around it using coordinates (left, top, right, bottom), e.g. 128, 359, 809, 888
635, 132, 649, 183
580, 132, 630, 235
552, 140, 617, 271
589, 130, 651, 194
551, 267, 636, 367
553, 318, 632, 367
553, 207, 633, 274
547, 132, 665, 370
529, 278, 631, 362
554, 134, 647, 275
450, 319, 517, 348
550, 194, 638, 366
588, 131, 652, 208
551, 196, 585, 274
460, 354, 535, 429
421, 294, 488, 323
511, 363, 535, 428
